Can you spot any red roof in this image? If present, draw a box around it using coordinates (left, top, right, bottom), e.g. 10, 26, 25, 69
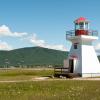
74, 17, 88, 23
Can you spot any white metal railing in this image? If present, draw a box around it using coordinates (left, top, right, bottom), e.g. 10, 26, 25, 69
66, 30, 98, 39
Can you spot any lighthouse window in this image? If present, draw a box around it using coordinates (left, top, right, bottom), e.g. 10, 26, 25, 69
79, 23, 84, 29
74, 43, 78, 49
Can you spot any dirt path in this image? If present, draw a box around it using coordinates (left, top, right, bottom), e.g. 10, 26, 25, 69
0, 77, 50, 83
72, 77, 100, 80
0, 77, 100, 83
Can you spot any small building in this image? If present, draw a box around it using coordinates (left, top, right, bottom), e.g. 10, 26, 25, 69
66, 17, 100, 77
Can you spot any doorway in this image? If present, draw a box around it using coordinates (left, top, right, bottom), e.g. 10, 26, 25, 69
69, 59, 74, 73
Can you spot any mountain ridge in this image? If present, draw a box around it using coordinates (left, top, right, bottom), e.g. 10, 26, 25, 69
0, 46, 68, 67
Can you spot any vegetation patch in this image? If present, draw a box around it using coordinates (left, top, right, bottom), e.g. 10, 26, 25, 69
0, 80, 99, 100
0, 68, 53, 81
0, 47, 68, 67
0, 69, 99, 100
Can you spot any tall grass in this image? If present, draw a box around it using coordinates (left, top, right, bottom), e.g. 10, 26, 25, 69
0, 69, 99, 100
0, 80, 100, 100
0, 68, 54, 81
0, 68, 53, 76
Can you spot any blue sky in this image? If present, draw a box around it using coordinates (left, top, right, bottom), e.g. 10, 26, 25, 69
0, 0, 100, 51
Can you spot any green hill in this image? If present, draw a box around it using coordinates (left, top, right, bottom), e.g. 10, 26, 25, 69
0, 47, 68, 68
97, 56, 100, 61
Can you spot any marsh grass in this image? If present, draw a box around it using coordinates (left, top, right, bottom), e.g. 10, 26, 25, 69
0, 69, 99, 100
0, 68, 53, 81
0, 68, 53, 76
0, 80, 100, 100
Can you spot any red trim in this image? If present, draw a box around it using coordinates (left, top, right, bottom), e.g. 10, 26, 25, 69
70, 55, 78, 59
75, 30, 88, 35
75, 17, 88, 23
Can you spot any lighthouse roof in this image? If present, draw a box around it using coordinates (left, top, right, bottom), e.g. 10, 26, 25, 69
74, 17, 89, 23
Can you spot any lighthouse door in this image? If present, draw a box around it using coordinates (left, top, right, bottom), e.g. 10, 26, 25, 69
69, 59, 74, 73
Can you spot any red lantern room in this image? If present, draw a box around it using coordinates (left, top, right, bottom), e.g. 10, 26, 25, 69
74, 17, 89, 36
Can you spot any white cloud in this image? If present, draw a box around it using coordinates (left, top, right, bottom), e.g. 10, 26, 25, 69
0, 25, 27, 37
44, 44, 67, 51
0, 25, 67, 51
0, 41, 12, 50
94, 43, 100, 55
29, 34, 67, 51
94, 43, 100, 50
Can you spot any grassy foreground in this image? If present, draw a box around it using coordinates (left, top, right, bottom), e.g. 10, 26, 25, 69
0, 68, 53, 81
0, 80, 100, 100
0, 68, 99, 100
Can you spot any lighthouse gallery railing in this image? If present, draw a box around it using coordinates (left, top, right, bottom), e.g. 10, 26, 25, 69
66, 30, 98, 39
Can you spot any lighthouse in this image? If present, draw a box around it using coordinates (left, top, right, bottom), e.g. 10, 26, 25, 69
66, 17, 100, 77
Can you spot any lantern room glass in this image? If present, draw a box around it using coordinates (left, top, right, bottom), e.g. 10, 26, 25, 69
75, 22, 89, 30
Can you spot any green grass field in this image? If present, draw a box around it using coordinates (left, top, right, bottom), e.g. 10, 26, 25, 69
0, 68, 53, 81
0, 68, 100, 100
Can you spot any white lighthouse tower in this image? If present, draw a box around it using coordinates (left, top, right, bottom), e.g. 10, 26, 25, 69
66, 17, 100, 77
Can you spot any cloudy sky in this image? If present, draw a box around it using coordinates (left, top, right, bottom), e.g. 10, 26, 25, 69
0, 0, 100, 52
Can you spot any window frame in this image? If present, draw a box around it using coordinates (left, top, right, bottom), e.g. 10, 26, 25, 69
74, 43, 78, 49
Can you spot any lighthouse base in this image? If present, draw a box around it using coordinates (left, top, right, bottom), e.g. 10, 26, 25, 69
81, 73, 100, 77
